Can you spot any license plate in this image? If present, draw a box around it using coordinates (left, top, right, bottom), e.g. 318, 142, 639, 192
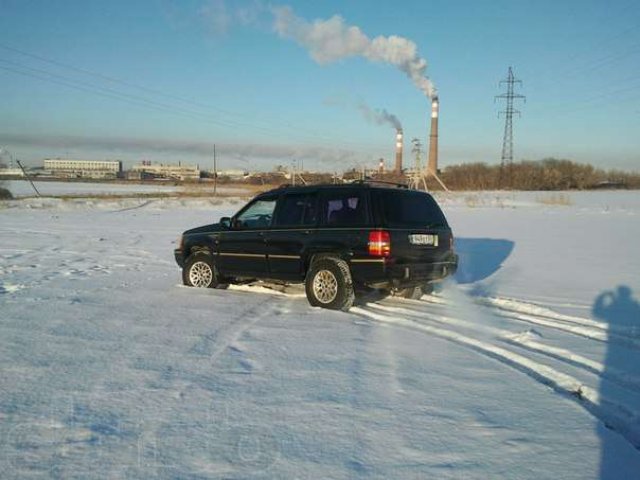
409, 234, 438, 246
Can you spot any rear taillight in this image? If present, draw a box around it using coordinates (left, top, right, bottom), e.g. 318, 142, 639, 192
449, 234, 454, 250
368, 230, 391, 257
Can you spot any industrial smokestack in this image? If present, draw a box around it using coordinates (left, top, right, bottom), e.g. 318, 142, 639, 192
427, 96, 439, 175
395, 129, 403, 174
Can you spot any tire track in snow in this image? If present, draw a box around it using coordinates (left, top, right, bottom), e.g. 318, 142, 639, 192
480, 297, 610, 330
186, 292, 281, 366
419, 294, 604, 329
431, 294, 640, 339
178, 283, 304, 369
491, 309, 640, 348
397, 295, 640, 350
108, 200, 156, 213
481, 296, 640, 340
367, 302, 640, 395
209, 299, 278, 365
158, 289, 287, 403
351, 306, 640, 450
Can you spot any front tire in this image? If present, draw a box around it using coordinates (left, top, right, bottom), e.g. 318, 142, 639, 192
182, 252, 228, 289
305, 257, 355, 311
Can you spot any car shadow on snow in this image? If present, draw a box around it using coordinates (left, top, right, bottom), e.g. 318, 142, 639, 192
592, 285, 640, 479
454, 238, 515, 285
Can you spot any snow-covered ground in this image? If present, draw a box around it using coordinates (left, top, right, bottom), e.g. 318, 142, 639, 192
0, 191, 639, 479
3, 180, 251, 198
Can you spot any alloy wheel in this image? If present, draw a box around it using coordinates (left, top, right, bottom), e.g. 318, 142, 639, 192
189, 261, 213, 287
312, 269, 338, 304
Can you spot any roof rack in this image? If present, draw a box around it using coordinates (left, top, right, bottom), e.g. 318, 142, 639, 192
351, 179, 409, 189
270, 180, 409, 191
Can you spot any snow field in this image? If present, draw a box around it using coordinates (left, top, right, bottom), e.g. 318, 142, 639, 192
1, 191, 639, 478
3, 180, 252, 199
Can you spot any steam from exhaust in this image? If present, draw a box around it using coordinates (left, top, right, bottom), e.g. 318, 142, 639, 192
272, 5, 436, 98
356, 102, 402, 130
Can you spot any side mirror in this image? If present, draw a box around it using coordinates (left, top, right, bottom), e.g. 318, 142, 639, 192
220, 217, 231, 229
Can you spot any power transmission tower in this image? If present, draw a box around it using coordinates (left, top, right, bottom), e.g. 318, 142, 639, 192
495, 67, 526, 188
409, 138, 428, 191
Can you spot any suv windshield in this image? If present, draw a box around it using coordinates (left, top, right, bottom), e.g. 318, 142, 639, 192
377, 190, 448, 228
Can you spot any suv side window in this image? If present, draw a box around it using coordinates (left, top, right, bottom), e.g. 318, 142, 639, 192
274, 193, 318, 227
320, 190, 368, 227
234, 198, 277, 229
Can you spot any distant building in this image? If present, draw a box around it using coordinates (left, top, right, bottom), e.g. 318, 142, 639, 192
209, 169, 250, 180
130, 162, 200, 181
0, 168, 25, 178
44, 159, 122, 179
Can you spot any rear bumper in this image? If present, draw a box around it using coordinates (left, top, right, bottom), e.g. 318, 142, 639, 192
351, 253, 458, 289
388, 257, 458, 287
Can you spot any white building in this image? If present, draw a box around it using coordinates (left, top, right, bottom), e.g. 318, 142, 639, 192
0, 168, 25, 178
209, 169, 249, 179
44, 159, 122, 179
130, 163, 200, 181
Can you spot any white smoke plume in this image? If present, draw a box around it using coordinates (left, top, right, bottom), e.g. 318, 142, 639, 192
356, 102, 402, 130
272, 5, 435, 98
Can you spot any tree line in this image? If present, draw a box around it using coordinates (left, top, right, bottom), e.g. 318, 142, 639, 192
427, 158, 640, 191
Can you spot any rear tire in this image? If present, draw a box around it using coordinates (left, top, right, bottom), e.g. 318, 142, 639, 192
183, 252, 228, 289
395, 286, 424, 300
305, 257, 355, 311
421, 283, 434, 295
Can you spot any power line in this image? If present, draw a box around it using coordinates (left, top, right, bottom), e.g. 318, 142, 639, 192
0, 42, 311, 131
0, 43, 248, 119
1, 61, 384, 159
530, 77, 640, 116
0, 43, 372, 149
0, 60, 222, 123
517, 2, 640, 85
0, 60, 380, 157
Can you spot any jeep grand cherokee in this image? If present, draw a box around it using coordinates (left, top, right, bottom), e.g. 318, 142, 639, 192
174, 182, 458, 310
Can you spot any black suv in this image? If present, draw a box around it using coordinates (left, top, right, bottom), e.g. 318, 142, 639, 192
174, 183, 458, 310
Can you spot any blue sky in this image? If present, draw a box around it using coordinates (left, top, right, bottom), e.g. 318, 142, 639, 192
0, 0, 638, 171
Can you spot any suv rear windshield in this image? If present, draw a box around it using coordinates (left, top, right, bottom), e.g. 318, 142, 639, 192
376, 190, 448, 228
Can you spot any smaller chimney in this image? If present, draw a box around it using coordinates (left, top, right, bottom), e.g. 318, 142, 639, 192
427, 96, 439, 175
394, 129, 403, 174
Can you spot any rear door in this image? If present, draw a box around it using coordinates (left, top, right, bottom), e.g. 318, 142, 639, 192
372, 189, 452, 264
314, 188, 371, 257
265, 191, 319, 279
217, 196, 277, 276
